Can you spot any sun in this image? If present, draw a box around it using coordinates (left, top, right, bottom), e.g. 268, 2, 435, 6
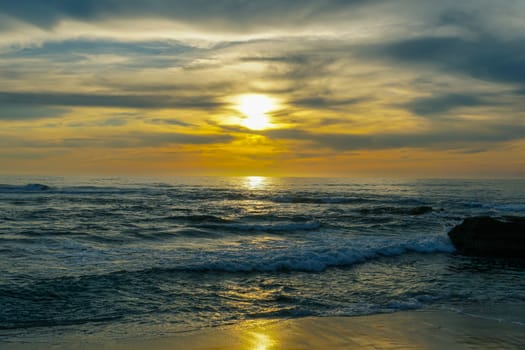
236, 94, 276, 130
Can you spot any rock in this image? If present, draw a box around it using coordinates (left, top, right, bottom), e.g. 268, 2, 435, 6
448, 216, 525, 257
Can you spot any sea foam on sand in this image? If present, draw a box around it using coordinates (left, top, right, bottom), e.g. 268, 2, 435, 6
4, 309, 525, 350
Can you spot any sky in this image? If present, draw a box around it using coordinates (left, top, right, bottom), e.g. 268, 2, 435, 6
1, 0, 524, 177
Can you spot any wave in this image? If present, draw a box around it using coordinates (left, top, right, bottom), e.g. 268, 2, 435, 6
3, 235, 455, 285
493, 204, 525, 212
199, 221, 322, 233
0, 183, 52, 192
166, 214, 233, 224
270, 195, 369, 204
0, 315, 122, 331
55, 186, 148, 195
241, 214, 315, 222
166, 227, 224, 238
330, 296, 438, 317
0, 183, 146, 195
152, 234, 455, 273
0, 234, 454, 331
460, 201, 525, 212
358, 205, 434, 216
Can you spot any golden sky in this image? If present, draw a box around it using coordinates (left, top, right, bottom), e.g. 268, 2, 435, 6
1, 1, 524, 177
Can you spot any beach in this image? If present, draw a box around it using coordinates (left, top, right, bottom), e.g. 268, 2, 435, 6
3, 309, 525, 349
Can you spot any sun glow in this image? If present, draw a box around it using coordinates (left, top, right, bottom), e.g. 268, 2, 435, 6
237, 94, 276, 130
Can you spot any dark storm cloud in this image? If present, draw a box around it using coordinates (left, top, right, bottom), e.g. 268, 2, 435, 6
375, 36, 525, 87
0, 0, 376, 30
0, 92, 223, 110
402, 93, 490, 116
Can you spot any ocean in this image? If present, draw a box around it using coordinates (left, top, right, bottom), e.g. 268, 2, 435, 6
1, 176, 524, 342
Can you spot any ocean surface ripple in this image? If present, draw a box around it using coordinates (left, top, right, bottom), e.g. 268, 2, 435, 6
1, 177, 524, 340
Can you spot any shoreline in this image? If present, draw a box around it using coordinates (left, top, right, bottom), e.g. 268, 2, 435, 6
3, 309, 525, 350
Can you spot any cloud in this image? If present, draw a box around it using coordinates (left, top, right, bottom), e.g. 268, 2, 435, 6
374, 35, 525, 87
240, 55, 309, 64
148, 118, 192, 127
0, 91, 223, 110
291, 97, 366, 110
0, 131, 234, 149
437, 9, 482, 33
0, 0, 376, 31
263, 123, 525, 151
128, 131, 234, 147
402, 93, 490, 116
4, 38, 195, 62
0, 105, 67, 120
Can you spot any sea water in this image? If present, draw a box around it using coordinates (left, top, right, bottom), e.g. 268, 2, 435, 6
1, 177, 524, 341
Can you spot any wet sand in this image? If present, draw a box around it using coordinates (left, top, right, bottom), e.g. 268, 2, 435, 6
3, 309, 525, 349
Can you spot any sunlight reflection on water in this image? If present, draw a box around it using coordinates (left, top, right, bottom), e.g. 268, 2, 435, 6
251, 331, 274, 350
245, 176, 267, 190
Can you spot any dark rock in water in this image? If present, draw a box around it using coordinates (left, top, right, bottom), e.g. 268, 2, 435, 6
408, 206, 433, 215
448, 216, 525, 257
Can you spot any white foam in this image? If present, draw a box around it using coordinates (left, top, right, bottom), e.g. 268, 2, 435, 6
386, 299, 423, 310
329, 296, 438, 317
